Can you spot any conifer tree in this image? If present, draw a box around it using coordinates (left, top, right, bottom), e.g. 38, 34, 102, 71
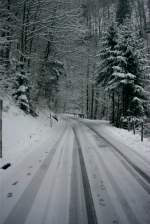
96, 24, 118, 123
97, 21, 148, 124
13, 64, 30, 113
114, 23, 147, 117
97, 24, 118, 86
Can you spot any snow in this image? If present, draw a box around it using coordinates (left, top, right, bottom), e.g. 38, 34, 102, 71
0, 99, 67, 224
0, 98, 63, 168
17, 85, 27, 93
25, 127, 75, 224
1, 111, 145, 176
132, 96, 143, 103
0, 114, 88, 224
112, 72, 135, 79
99, 124, 150, 162
112, 72, 126, 78
112, 65, 122, 72
76, 120, 150, 223
116, 55, 127, 64
18, 94, 28, 102
1, 115, 150, 224
82, 119, 150, 163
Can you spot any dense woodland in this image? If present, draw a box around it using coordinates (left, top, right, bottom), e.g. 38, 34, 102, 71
1, 0, 150, 125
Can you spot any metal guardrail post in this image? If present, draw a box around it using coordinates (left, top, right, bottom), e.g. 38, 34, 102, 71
0, 99, 2, 158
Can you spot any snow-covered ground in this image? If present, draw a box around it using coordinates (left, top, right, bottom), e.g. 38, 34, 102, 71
0, 98, 63, 168
99, 125, 150, 161
0, 99, 67, 224
1, 115, 150, 224
76, 122, 150, 224
82, 119, 150, 163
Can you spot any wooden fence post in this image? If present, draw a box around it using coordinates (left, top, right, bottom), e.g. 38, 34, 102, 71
128, 118, 130, 131
133, 119, 135, 135
141, 121, 144, 142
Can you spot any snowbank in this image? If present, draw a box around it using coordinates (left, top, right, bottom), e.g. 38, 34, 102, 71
99, 125, 150, 162
0, 98, 63, 168
83, 119, 150, 163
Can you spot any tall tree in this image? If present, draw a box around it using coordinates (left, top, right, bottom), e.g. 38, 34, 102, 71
96, 24, 118, 123
96, 21, 149, 125
114, 22, 147, 118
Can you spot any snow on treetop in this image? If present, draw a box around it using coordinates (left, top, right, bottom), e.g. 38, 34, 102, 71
116, 55, 127, 64
126, 73, 135, 79
132, 96, 143, 103
18, 94, 28, 102
112, 72, 135, 79
18, 85, 28, 93
112, 72, 126, 78
113, 65, 122, 72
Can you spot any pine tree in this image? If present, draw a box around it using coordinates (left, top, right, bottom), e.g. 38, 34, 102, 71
96, 24, 118, 123
97, 24, 118, 86
96, 21, 148, 125
37, 59, 66, 109
111, 22, 148, 118
13, 64, 30, 113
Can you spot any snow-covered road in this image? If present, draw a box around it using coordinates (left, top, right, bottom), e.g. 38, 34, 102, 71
1, 118, 150, 224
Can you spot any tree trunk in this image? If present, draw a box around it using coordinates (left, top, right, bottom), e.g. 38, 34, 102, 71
94, 87, 99, 119
112, 92, 115, 124
90, 83, 95, 119
86, 58, 90, 118
20, 1, 27, 63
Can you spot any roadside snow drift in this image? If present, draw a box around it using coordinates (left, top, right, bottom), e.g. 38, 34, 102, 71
82, 119, 150, 163
0, 98, 62, 167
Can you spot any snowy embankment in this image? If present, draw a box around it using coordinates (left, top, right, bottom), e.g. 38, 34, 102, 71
0, 98, 62, 168
82, 119, 150, 163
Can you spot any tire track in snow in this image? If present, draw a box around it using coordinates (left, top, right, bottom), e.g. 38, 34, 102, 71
78, 125, 146, 224
91, 144, 141, 224
73, 127, 98, 224
3, 130, 67, 224
69, 139, 88, 224
84, 124, 150, 191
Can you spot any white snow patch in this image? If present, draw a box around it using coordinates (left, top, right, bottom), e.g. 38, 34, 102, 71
99, 125, 150, 162
0, 98, 63, 168
82, 119, 150, 163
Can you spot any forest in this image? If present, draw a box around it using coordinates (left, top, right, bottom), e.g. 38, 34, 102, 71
1, 0, 150, 126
